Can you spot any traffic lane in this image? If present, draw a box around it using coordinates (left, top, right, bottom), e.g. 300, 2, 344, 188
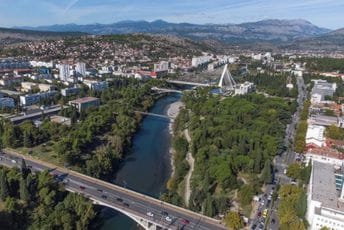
1, 153, 224, 230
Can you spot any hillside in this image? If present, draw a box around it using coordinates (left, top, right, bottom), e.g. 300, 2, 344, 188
0, 27, 86, 45
282, 28, 344, 51
15, 19, 330, 43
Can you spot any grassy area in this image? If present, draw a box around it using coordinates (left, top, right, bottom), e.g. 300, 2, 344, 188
7, 141, 62, 166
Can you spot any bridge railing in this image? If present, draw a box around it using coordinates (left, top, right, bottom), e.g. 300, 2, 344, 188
4, 149, 224, 228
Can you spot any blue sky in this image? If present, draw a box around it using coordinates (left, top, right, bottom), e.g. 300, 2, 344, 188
0, 0, 343, 29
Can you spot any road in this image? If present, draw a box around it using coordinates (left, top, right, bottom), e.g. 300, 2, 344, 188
249, 74, 307, 230
0, 150, 226, 230
267, 74, 307, 230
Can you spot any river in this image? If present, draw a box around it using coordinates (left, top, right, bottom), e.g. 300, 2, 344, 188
100, 93, 181, 230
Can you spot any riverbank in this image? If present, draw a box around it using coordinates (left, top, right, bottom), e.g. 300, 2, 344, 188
183, 129, 195, 207
167, 101, 184, 178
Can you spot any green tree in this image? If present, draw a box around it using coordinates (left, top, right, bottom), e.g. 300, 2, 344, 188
287, 163, 301, 180
261, 159, 272, 184
19, 178, 29, 202
0, 169, 9, 201
224, 211, 243, 230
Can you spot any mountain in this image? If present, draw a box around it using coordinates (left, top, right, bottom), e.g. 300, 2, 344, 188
15, 19, 330, 43
0, 27, 87, 45
282, 28, 344, 51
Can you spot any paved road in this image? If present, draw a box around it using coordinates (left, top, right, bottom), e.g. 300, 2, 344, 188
0, 151, 226, 230
250, 74, 307, 230
267, 74, 307, 230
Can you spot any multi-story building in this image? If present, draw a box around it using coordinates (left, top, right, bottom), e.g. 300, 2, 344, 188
153, 61, 169, 72
20, 91, 58, 106
307, 161, 344, 230
61, 87, 81, 97
0, 97, 15, 108
306, 125, 326, 147
191, 56, 212, 67
21, 82, 38, 92
311, 80, 337, 104
59, 64, 70, 82
234, 82, 255, 95
84, 80, 108, 91
69, 97, 100, 112
75, 62, 86, 76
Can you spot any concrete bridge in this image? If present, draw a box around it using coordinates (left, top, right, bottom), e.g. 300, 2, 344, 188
134, 110, 174, 121
0, 150, 227, 230
166, 80, 211, 87
151, 87, 183, 94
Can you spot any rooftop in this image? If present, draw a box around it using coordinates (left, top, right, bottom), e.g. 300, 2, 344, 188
312, 161, 344, 212
69, 96, 99, 104
306, 125, 325, 141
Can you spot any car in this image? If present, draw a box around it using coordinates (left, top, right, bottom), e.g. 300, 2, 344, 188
262, 209, 268, 218
257, 211, 262, 217
123, 203, 129, 207
27, 165, 32, 169
97, 189, 103, 193
165, 216, 173, 222
258, 223, 264, 230
271, 218, 276, 224
181, 219, 190, 225
146, 211, 154, 217
79, 186, 85, 190
101, 194, 107, 199
116, 198, 123, 202
161, 211, 168, 216
11, 159, 16, 164
250, 224, 257, 230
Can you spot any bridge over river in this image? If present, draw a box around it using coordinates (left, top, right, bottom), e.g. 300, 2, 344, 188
0, 150, 226, 230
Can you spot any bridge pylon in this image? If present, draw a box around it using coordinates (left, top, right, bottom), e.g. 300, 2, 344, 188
218, 64, 236, 90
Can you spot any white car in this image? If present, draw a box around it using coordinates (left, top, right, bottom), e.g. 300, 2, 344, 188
147, 211, 154, 217
165, 216, 173, 222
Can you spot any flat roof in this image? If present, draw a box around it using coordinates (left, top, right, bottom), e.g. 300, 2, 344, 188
311, 161, 344, 212
69, 97, 99, 104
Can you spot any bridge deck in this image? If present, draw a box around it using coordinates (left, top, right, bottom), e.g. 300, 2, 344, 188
0, 150, 226, 230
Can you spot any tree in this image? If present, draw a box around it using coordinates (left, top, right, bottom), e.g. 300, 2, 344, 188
286, 163, 301, 180
19, 178, 29, 202
0, 169, 9, 201
261, 159, 272, 184
238, 185, 254, 206
224, 211, 243, 230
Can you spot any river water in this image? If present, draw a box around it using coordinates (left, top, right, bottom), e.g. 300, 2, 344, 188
100, 94, 180, 230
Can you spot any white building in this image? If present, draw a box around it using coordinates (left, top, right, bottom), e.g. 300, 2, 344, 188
75, 62, 86, 76
84, 80, 108, 91
307, 161, 344, 230
154, 61, 169, 72
306, 125, 326, 147
20, 91, 57, 106
191, 56, 212, 67
59, 64, 70, 82
234, 81, 255, 95
0, 97, 15, 108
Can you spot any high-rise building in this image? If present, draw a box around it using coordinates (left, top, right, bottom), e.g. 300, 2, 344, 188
75, 62, 86, 76
59, 64, 70, 82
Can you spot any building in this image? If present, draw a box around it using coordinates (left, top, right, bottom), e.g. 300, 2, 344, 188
84, 80, 108, 91
308, 115, 339, 127
306, 125, 326, 147
50, 115, 72, 126
305, 147, 344, 167
311, 80, 337, 104
61, 87, 81, 97
20, 91, 57, 106
234, 81, 255, 95
21, 82, 38, 92
0, 97, 15, 108
59, 64, 70, 82
307, 161, 344, 230
38, 83, 56, 92
153, 61, 169, 72
69, 97, 100, 112
191, 56, 212, 67
75, 62, 86, 76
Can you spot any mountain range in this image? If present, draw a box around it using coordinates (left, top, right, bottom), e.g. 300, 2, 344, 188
16, 19, 331, 43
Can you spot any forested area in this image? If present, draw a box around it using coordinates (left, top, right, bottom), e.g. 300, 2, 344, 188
239, 73, 298, 98
0, 78, 163, 179
277, 184, 308, 230
0, 166, 97, 229
301, 57, 344, 73
294, 100, 311, 153
164, 89, 296, 217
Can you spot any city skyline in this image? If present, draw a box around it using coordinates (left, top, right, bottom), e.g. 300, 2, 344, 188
0, 0, 343, 29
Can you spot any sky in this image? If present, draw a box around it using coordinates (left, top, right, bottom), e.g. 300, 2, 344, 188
0, 0, 343, 29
